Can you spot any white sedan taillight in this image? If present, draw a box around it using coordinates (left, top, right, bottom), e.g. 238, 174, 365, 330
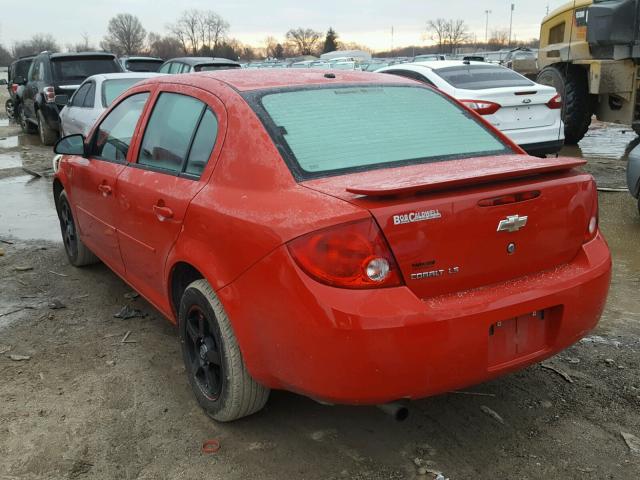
460, 100, 501, 115
546, 94, 563, 110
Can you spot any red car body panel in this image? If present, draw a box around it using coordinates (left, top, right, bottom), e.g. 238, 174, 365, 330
53, 70, 612, 406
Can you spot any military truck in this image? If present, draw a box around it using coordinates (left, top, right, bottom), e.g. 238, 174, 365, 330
537, 0, 640, 144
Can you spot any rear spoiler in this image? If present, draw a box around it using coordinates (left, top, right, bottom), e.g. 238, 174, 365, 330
346, 156, 586, 197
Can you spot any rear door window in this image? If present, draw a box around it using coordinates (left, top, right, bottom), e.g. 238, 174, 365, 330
91, 93, 149, 162
82, 82, 96, 108
70, 83, 91, 107
138, 93, 205, 173
432, 65, 534, 90
254, 85, 509, 179
185, 109, 218, 177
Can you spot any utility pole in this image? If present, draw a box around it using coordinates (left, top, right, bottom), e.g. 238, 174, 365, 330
485, 10, 492, 43
391, 26, 394, 54
508, 3, 515, 47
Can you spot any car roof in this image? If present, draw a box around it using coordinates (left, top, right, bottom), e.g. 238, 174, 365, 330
121, 56, 163, 61
406, 60, 494, 70
166, 57, 240, 66
48, 51, 117, 60
82, 72, 163, 83
139, 69, 415, 92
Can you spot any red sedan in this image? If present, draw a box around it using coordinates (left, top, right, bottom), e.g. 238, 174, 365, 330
53, 70, 612, 422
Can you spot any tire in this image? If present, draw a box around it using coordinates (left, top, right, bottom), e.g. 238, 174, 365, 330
179, 279, 270, 422
632, 123, 640, 137
5, 99, 15, 119
56, 191, 99, 267
38, 109, 58, 146
537, 65, 592, 145
19, 107, 37, 134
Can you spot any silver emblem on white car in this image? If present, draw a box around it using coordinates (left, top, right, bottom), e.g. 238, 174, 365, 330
497, 215, 528, 233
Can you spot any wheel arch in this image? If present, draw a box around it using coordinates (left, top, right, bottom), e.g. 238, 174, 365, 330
52, 177, 65, 212
168, 261, 205, 320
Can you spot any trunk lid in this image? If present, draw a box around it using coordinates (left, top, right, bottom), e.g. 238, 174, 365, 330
302, 155, 594, 299
457, 85, 558, 131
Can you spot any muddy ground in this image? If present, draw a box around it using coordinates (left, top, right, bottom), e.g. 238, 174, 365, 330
0, 102, 639, 480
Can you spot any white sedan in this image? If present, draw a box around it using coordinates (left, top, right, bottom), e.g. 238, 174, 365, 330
59, 72, 162, 137
376, 61, 564, 156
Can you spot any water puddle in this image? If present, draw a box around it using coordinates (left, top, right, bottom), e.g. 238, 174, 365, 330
0, 176, 60, 242
0, 134, 42, 149
0, 152, 23, 170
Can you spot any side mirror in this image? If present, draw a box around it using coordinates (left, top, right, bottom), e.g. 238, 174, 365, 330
54, 134, 86, 156
55, 94, 70, 106
14, 75, 26, 85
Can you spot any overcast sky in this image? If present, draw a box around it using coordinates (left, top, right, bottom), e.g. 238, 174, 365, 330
0, 0, 569, 51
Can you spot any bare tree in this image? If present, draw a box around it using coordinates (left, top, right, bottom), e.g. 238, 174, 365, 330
426, 19, 469, 53
169, 10, 202, 55
12, 34, 59, 57
427, 19, 449, 52
66, 32, 94, 53
202, 11, 229, 52
264, 36, 279, 58
101, 13, 146, 55
285, 28, 322, 56
489, 29, 509, 47
148, 33, 184, 59
0, 44, 12, 67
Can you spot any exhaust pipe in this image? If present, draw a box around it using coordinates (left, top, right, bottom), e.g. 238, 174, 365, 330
377, 402, 409, 421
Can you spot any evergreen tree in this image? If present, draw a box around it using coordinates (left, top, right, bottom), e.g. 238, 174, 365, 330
323, 28, 339, 54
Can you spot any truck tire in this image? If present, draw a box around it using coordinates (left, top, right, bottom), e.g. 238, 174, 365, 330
537, 65, 592, 145
38, 109, 59, 146
179, 279, 270, 422
5, 99, 15, 119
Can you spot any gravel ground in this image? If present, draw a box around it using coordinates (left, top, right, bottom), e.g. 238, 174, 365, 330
0, 113, 639, 480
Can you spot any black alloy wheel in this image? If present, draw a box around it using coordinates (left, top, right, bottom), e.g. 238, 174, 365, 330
184, 305, 224, 400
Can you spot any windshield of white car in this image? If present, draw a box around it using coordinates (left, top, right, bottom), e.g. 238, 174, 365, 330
102, 78, 148, 107
433, 65, 535, 90
251, 85, 511, 179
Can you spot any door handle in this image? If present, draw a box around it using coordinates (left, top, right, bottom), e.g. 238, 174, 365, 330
98, 184, 112, 196
153, 204, 174, 221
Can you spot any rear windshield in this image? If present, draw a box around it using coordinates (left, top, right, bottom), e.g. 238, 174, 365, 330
433, 65, 534, 90
125, 60, 163, 72
51, 57, 119, 83
102, 78, 147, 107
254, 85, 510, 179
196, 64, 240, 72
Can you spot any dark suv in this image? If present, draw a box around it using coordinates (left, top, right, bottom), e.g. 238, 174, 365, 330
5, 55, 35, 120
21, 51, 122, 145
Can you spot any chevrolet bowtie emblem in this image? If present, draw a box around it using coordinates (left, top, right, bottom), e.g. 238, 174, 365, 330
497, 215, 528, 233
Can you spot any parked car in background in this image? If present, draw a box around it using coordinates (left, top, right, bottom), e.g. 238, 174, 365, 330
627, 144, 640, 215
5, 55, 34, 120
118, 56, 164, 72
158, 57, 240, 74
377, 61, 565, 156
59, 72, 162, 137
53, 69, 610, 422
503, 48, 538, 79
21, 51, 122, 145
414, 54, 446, 61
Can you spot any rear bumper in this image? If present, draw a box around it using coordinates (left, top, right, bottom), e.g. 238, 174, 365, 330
220, 233, 611, 405
520, 139, 565, 156
504, 122, 565, 156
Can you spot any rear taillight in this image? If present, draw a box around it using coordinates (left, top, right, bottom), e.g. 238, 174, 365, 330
460, 100, 501, 115
44, 86, 56, 103
11, 84, 19, 94
287, 219, 403, 289
546, 93, 562, 110
585, 181, 599, 243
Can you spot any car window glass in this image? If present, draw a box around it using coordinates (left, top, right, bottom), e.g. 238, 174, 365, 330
36, 61, 46, 81
158, 63, 171, 74
82, 82, 96, 108
138, 93, 205, 173
71, 83, 91, 107
259, 86, 508, 177
168, 62, 181, 74
102, 78, 147, 107
185, 108, 218, 177
29, 61, 39, 81
179, 63, 191, 73
433, 65, 534, 90
91, 93, 149, 162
